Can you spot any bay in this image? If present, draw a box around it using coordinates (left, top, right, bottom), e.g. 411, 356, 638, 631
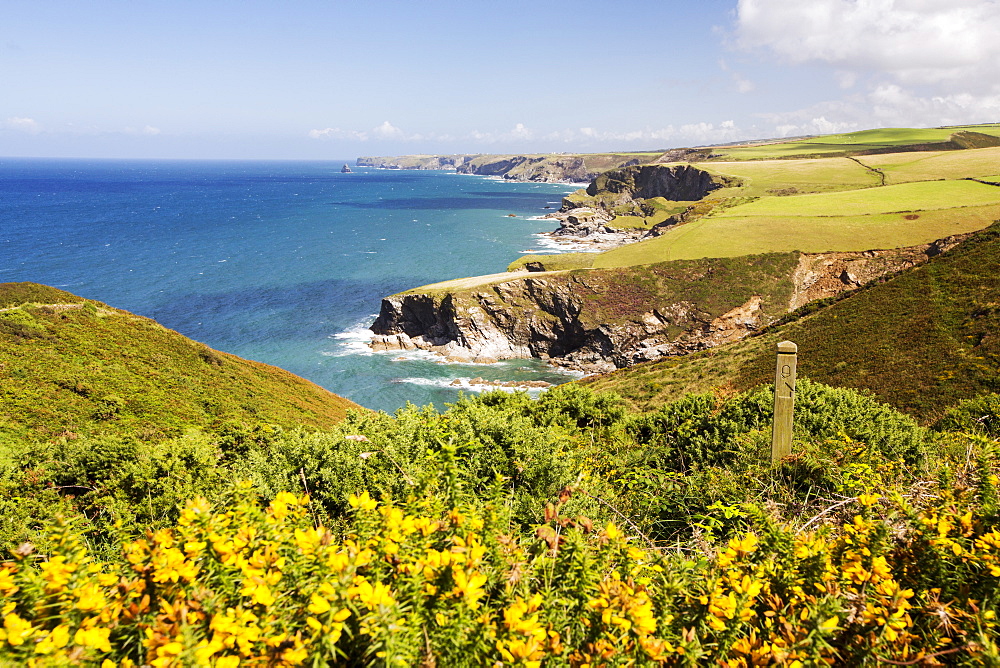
0, 158, 580, 412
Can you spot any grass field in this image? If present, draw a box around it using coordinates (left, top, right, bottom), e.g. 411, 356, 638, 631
861, 146, 1000, 184
709, 125, 1000, 161
591, 202, 1000, 266
700, 157, 879, 197
718, 180, 1000, 217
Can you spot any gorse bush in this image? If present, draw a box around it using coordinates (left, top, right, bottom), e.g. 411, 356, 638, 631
4, 473, 1000, 665
936, 393, 1000, 437
626, 379, 927, 472
2, 381, 1000, 664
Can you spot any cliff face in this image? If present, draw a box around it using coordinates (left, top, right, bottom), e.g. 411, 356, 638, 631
356, 155, 473, 170
369, 235, 969, 373
587, 164, 725, 201
561, 164, 736, 213
356, 153, 644, 183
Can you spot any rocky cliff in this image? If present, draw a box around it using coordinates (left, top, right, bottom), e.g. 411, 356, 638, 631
356, 153, 647, 183
356, 155, 474, 170
369, 235, 970, 373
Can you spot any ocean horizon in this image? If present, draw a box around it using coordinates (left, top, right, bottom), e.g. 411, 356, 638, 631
0, 157, 582, 412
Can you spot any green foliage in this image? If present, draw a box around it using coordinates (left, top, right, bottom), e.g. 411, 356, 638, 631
585, 221, 1000, 422
0, 283, 359, 442
936, 393, 1000, 437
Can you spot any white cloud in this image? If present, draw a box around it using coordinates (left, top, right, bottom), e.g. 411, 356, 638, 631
734, 74, 755, 93
372, 120, 404, 140
309, 121, 419, 142
123, 125, 162, 136
3, 116, 41, 133
736, 0, 1000, 90
509, 123, 532, 140
735, 0, 1000, 136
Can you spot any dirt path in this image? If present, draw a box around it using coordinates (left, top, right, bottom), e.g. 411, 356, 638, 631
402, 269, 571, 293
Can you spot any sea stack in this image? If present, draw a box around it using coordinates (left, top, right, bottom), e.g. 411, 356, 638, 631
341, 164, 353, 173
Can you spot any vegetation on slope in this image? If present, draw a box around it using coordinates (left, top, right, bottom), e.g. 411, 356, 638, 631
582, 222, 1000, 421
0, 282, 359, 442
3, 380, 1000, 664
705, 124, 1000, 161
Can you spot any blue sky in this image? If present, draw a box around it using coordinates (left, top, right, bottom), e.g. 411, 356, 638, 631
2, 0, 998, 159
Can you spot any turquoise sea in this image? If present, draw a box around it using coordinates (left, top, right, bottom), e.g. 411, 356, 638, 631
0, 158, 582, 412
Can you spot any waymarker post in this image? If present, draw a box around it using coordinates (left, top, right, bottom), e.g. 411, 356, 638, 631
771, 341, 797, 463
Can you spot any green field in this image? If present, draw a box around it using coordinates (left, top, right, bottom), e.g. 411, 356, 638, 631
861, 146, 1000, 184
592, 202, 1000, 266
701, 157, 879, 196
708, 124, 1000, 161
719, 179, 1000, 217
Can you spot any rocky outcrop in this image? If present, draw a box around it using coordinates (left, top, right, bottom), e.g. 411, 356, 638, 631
369, 235, 972, 373
567, 164, 734, 211
788, 234, 971, 309
542, 207, 647, 249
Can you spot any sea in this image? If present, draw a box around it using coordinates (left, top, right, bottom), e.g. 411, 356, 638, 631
0, 158, 590, 413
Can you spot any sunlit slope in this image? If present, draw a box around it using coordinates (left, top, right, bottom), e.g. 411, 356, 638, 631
861, 146, 1000, 184
592, 180, 1000, 267
700, 157, 879, 197
0, 282, 362, 441
579, 223, 1000, 421
709, 124, 1000, 160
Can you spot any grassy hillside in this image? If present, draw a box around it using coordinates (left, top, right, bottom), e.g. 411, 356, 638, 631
580, 222, 1000, 421
0, 282, 360, 441
706, 124, 1000, 160
503, 129, 1000, 274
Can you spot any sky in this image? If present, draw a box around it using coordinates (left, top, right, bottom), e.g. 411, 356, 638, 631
2, 0, 999, 159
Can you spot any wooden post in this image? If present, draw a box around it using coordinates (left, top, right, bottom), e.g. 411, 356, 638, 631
771, 340, 797, 463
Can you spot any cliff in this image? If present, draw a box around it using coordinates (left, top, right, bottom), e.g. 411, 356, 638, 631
369, 235, 969, 373
356, 155, 473, 170
356, 153, 651, 183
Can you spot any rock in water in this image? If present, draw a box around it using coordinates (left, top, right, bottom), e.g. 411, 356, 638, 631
341, 164, 353, 173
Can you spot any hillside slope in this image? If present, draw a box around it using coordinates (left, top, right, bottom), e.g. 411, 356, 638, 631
369, 236, 965, 373
579, 222, 1000, 421
0, 283, 361, 440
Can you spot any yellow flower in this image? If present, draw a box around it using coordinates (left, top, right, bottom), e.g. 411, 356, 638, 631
348, 491, 377, 511
1, 612, 34, 646
605, 522, 622, 540
74, 626, 112, 653
0, 567, 18, 596
39, 556, 77, 590
268, 492, 300, 521
152, 547, 198, 583
857, 492, 881, 507
452, 569, 488, 609
74, 582, 107, 612
242, 581, 276, 606
347, 578, 394, 610
730, 532, 759, 556
307, 593, 331, 615
294, 527, 323, 555
34, 624, 70, 654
